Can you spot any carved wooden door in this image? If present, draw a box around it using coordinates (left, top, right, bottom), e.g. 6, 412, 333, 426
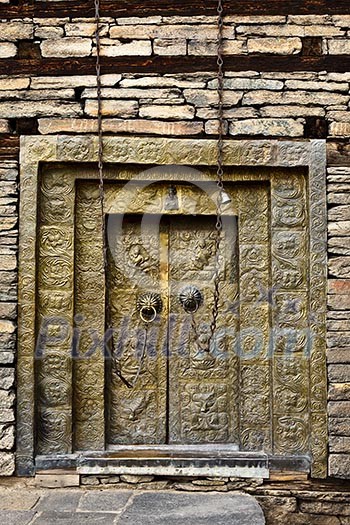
107, 215, 168, 444
107, 214, 238, 446
167, 216, 239, 444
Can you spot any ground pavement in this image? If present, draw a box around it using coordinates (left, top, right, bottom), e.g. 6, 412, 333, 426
0, 487, 265, 524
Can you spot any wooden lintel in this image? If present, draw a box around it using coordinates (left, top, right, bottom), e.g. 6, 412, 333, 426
327, 142, 350, 167
1, 1, 350, 19
0, 136, 20, 160
1, 55, 350, 77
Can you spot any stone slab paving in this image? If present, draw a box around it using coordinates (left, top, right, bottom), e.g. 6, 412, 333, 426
119, 491, 265, 525
0, 488, 265, 525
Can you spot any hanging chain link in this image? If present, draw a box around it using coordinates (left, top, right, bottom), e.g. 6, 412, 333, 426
94, 0, 225, 377
208, 0, 225, 348
186, 0, 225, 353
95, 0, 147, 389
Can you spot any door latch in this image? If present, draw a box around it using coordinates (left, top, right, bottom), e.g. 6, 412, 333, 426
137, 293, 163, 323
179, 286, 203, 314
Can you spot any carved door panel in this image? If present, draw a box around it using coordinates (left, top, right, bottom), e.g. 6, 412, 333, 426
107, 214, 238, 446
107, 215, 168, 444
167, 216, 239, 444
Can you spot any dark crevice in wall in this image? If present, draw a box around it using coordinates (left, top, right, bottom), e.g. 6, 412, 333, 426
9, 118, 39, 135
17, 41, 42, 60
304, 117, 329, 139
301, 37, 324, 57
74, 87, 85, 102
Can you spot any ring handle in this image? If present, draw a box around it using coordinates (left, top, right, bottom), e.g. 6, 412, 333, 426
139, 305, 157, 323
179, 286, 203, 314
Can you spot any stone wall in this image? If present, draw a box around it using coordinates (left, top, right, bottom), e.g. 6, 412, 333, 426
327, 166, 350, 479
1, 15, 350, 59
0, 70, 349, 138
0, 11, 349, 478
0, 160, 17, 475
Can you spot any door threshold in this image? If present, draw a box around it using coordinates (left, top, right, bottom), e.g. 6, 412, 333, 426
106, 443, 240, 456
78, 449, 269, 478
35, 452, 310, 479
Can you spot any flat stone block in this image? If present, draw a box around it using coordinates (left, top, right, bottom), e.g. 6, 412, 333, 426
31, 74, 121, 89
184, 89, 242, 107
0, 511, 36, 525
0, 452, 14, 476
84, 100, 138, 118
261, 105, 324, 117
328, 220, 350, 236
329, 417, 350, 436
329, 436, 350, 453
32, 512, 116, 525
153, 39, 187, 56
0, 368, 14, 389
109, 24, 217, 40
0, 303, 16, 320
327, 348, 350, 364
230, 118, 303, 137
100, 40, 152, 57
0, 490, 40, 511
79, 490, 132, 512
329, 384, 350, 401
329, 365, 350, 383
35, 492, 81, 512
327, 332, 350, 348
119, 492, 265, 525
330, 122, 350, 137
0, 101, 82, 118
0, 424, 14, 449
120, 474, 154, 483
34, 474, 80, 488
328, 401, 350, 417
41, 37, 92, 58
329, 206, 350, 222
188, 39, 245, 56
38, 118, 203, 136
247, 37, 302, 54
139, 104, 195, 120
208, 77, 283, 90
329, 39, 350, 54
329, 258, 350, 279
328, 319, 350, 331
300, 497, 350, 514
328, 193, 350, 205
328, 279, 350, 295
236, 23, 344, 37
0, 22, 33, 41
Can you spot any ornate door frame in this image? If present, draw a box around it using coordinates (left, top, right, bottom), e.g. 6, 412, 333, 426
17, 136, 327, 477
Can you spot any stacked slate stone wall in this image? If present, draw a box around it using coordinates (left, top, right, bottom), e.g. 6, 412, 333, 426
0, 11, 349, 478
327, 166, 350, 479
0, 160, 17, 475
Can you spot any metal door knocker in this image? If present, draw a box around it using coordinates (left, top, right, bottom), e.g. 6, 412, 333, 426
179, 286, 203, 314
137, 293, 163, 323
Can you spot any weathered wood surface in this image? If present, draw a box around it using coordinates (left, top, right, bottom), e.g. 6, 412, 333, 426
328, 143, 350, 167
2, 56, 350, 76
1, 0, 350, 19
0, 137, 19, 160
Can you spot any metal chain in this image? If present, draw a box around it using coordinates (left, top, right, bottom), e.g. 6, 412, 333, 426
184, 0, 225, 353
95, 0, 147, 389
94, 0, 225, 370
208, 0, 225, 348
